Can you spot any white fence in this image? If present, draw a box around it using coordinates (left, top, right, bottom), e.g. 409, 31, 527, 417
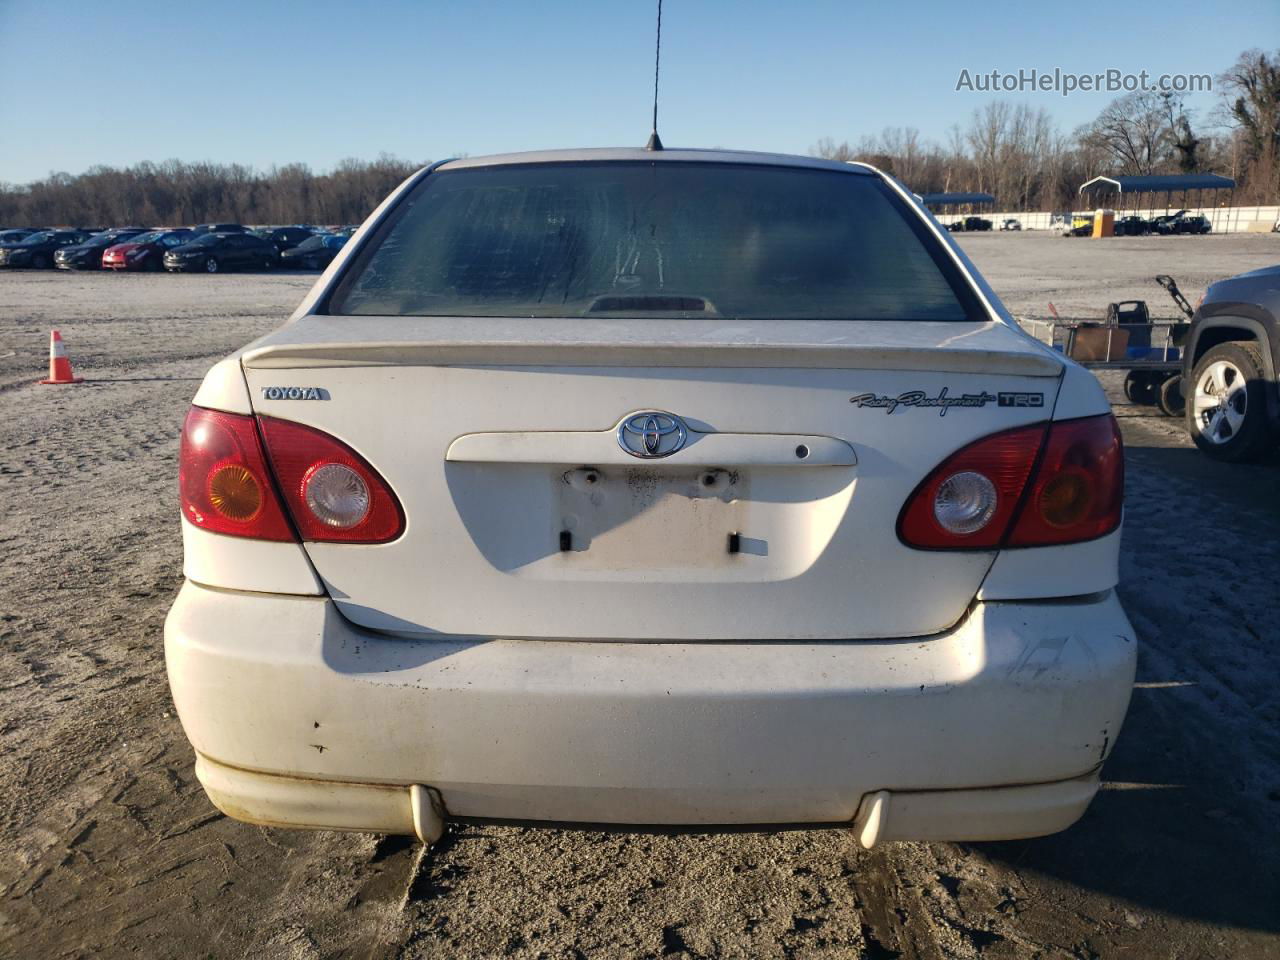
932, 205, 1279, 233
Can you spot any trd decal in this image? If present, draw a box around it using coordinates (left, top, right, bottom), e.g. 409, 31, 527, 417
998, 392, 1045, 408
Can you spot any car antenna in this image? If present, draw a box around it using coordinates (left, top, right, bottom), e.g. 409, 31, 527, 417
645, 0, 664, 151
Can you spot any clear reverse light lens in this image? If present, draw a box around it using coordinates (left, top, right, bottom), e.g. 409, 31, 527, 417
303, 462, 370, 529
933, 470, 998, 535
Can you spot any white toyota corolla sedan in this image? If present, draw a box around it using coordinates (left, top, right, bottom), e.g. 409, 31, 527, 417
165, 149, 1135, 847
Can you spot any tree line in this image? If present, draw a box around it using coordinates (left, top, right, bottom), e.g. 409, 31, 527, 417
0, 155, 425, 228
814, 48, 1279, 210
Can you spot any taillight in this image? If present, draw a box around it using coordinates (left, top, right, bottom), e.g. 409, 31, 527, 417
1005, 415, 1123, 546
898, 423, 1046, 549
257, 416, 404, 543
898, 414, 1122, 550
179, 407, 295, 541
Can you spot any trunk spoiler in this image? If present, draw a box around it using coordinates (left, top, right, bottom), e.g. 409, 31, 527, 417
241, 318, 1065, 378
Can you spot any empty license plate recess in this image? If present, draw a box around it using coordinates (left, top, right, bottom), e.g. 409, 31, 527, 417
558, 465, 746, 570
445, 431, 856, 583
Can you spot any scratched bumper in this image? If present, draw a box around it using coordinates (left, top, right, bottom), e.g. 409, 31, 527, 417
165, 583, 1135, 831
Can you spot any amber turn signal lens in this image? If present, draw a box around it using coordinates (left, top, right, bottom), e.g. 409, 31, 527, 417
207, 464, 263, 521
1038, 470, 1094, 528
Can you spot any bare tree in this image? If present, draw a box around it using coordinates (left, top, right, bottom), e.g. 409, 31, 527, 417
809, 138, 855, 162
1079, 90, 1174, 175
965, 101, 1011, 193
1159, 92, 1203, 173
1217, 49, 1280, 202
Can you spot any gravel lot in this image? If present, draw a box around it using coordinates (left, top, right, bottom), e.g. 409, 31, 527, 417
2, 233, 1279, 959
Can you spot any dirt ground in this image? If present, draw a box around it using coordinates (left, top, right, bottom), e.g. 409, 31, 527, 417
1, 232, 1279, 960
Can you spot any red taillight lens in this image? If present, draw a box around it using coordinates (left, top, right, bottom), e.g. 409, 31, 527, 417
898, 423, 1046, 549
179, 407, 295, 541
257, 416, 404, 543
898, 414, 1123, 550
1006, 414, 1123, 546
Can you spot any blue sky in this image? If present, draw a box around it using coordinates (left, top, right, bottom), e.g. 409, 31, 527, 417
1, 0, 1274, 184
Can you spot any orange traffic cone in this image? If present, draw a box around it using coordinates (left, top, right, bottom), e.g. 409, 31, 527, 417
39, 330, 84, 385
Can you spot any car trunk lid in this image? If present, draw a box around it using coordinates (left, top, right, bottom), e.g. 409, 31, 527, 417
243, 316, 1062, 641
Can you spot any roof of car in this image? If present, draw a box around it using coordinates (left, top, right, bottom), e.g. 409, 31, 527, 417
438, 147, 878, 176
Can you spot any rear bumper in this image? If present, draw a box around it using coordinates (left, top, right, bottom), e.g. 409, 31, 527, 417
165, 582, 1136, 839
196, 753, 1101, 847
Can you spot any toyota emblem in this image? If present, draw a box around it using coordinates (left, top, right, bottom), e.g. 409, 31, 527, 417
616, 411, 688, 458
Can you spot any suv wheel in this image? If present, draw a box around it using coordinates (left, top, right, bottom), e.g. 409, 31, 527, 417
204, 257, 219, 273
1186, 341, 1276, 461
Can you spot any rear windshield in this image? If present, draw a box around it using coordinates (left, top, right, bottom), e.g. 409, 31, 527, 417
326, 162, 977, 321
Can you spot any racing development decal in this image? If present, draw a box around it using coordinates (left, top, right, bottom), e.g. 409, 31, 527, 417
849, 388, 1043, 416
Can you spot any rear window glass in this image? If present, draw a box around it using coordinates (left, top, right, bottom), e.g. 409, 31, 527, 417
327, 162, 975, 321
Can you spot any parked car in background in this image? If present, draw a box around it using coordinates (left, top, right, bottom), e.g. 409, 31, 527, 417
258, 226, 315, 253
948, 216, 993, 233
1114, 215, 1151, 236
1151, 210, 1187, 235
279, 233, 347, 270
103, 229, 193, 271
167, 148, 1135, 849
999, 218, 1022, 231
0, 228, 41, 244
1066, 214, 1094, 237
190, 223, 249, 236
164, 232, 279, 273
0, 229, 91, 268
1182, 262, 1280, 461
54, 228, 150, 270
1172, 214, 1211, 235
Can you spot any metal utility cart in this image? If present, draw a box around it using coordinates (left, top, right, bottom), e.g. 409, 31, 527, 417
1017, 275, 1196, 417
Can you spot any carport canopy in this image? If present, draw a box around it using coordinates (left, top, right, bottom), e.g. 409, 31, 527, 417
919, 192, 995, 209
1078, 174, 1235, 197
1077, 173, 1237, 224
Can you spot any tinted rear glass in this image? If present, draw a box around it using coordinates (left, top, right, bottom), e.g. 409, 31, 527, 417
327, 162, 975, 321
